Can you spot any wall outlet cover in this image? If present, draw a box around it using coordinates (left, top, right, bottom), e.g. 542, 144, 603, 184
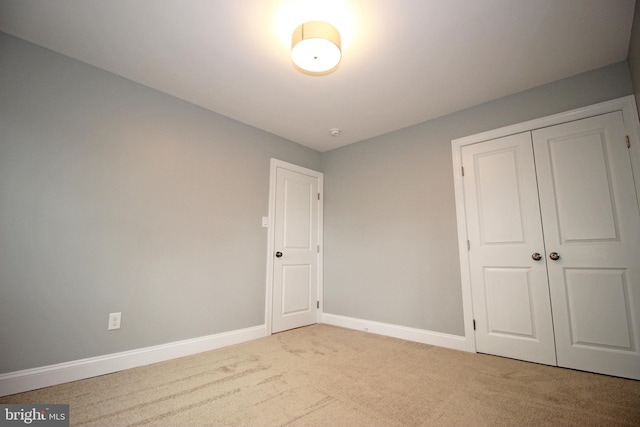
108, 312, 122, 330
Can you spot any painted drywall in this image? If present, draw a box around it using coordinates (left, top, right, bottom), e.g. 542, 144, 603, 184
0, 28, 634, 376
322, 61, 633, 336
0, 33, 321, 374
628, 0, 640, 110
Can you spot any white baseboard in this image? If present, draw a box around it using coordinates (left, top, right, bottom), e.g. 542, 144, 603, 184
321, 313, 472, 352
0, 325, 266, 397
1, 318, 469, 397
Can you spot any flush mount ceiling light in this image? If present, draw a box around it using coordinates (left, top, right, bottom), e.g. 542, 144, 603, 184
291, 21, 341, 75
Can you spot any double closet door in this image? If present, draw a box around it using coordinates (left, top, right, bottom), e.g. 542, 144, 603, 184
462, 111, 640, 380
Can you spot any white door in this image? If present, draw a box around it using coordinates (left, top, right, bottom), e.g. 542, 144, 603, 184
462, 132, 557, 366
533, 112, 640, 380
270, 161, 322, 333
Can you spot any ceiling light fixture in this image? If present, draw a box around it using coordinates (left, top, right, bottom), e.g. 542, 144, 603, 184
291, 21, 341, 75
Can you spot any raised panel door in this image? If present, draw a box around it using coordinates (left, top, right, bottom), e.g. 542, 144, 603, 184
272, 167, 319, 333
462, 132, 557, 365
533, 111, 640, 380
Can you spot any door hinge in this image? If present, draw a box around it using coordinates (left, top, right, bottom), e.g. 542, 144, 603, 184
317, 300, 320, 309
461, 166, 465, 176
467, 240, 470, 251
318, 192, 321, 200
626, 135, 631, 148
317, 245, 320, 253
473, 319, 476, 331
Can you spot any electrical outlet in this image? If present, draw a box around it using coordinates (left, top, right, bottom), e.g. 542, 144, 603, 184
108, 312, 121, 330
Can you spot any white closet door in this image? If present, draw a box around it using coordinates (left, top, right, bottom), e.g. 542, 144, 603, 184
533, 111, 640, 380
462, 132, 557, 366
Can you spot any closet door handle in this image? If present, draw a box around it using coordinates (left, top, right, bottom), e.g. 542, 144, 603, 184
531, 252, 542, 261
549, 252, 560, 261
275, 251, 283, 258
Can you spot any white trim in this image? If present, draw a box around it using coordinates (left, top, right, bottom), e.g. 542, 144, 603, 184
317, 171, 324, 317
0, 325, 266, 397
265, 159, 324, 335
451, 95, 640, 355
265, 160, 277, 335
321, 313, 469, 352
451, 147, 477, 352
453, 95, 640, 146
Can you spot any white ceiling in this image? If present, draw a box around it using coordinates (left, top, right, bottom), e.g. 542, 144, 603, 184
0, 0, 635, 152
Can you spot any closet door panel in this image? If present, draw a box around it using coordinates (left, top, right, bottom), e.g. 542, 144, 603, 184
462, 132, 556, 366
533, 111, 640, 380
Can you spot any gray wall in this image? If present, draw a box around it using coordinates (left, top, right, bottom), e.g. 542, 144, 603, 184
322, 62, 633, 336
628, 0, 640, 108
0, 33, 321, 373
1, 29, 635, 375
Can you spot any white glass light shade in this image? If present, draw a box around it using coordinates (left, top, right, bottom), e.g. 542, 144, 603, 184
291, 21, 341, 75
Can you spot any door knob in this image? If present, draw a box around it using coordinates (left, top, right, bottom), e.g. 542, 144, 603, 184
275, 251, 283, 258
549, 252, 560, 261
532, 252, 542, 261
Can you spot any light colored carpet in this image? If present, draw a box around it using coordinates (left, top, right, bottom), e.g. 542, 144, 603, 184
1, 324, 639, 426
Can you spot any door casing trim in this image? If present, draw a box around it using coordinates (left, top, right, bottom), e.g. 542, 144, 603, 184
451, 95, 640, 353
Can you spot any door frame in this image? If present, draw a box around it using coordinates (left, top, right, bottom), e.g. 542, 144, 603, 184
451, 95, 640, 353
265, 158, 324, 335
